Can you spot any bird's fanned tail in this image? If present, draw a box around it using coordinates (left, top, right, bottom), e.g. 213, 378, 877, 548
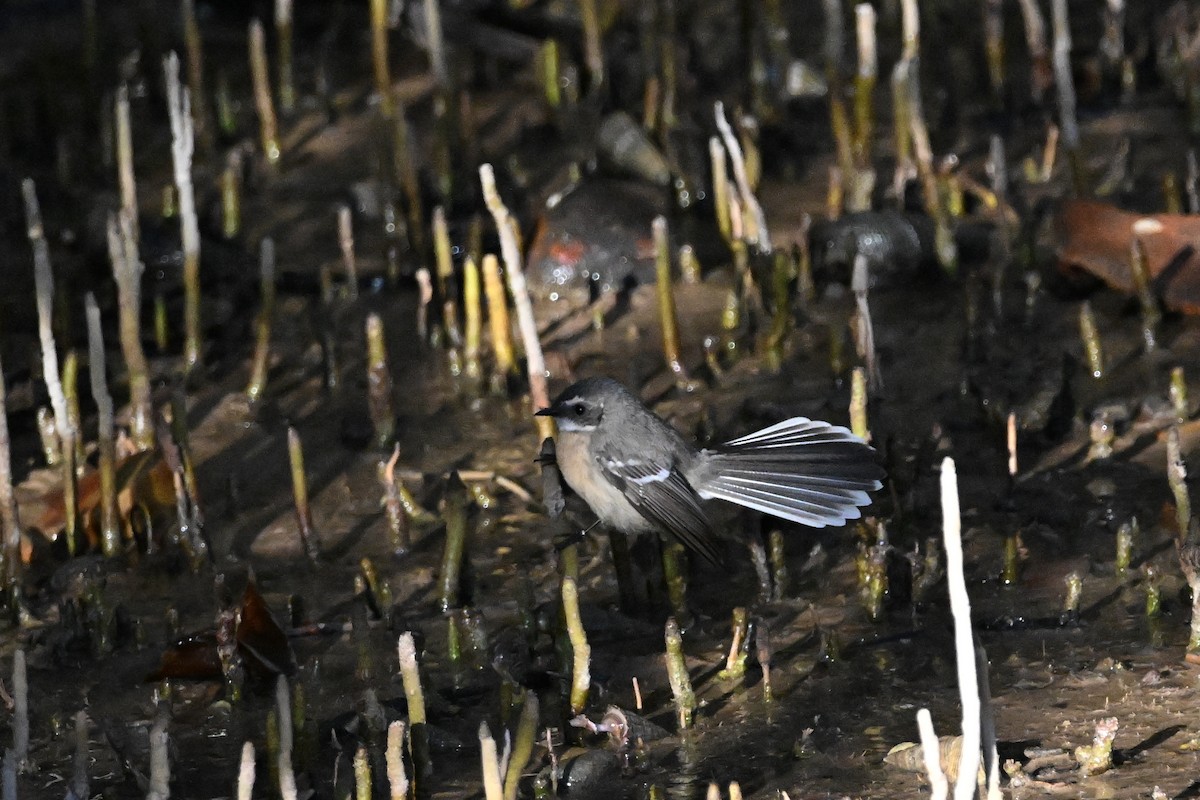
694, 417, 883, 527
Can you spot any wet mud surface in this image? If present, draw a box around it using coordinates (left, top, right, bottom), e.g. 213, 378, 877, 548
4, 0, 1200, 799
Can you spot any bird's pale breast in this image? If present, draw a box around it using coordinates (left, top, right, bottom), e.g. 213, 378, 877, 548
556, 431, 654, 533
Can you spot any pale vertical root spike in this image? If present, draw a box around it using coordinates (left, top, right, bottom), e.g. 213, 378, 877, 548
275, 0, 295, 113
423, 0, 448, 89
482, 254, 516, 379
24, 180, 68, 435
653, 216, 688, 382
164, 52, 202, 371
940, 458, 981, 800
479, 164, 552, 439
249, 20, 281, 164
502, 692, 539, 800
714, 102, 771, 253
85, 294, 120, 556
386, 721, 408, 800
397, 632, 427, 724
26, 179, 80, 552
479, 722, 504, 800
0, 345, 20, 582
915, 708, 948, 800
236, 741, 256, 800
561, 577, 591, 714
12, 651, 27, 767
369, 0, 395, 118
109, 209, 154, 450
146, 713, 170, 800
115, 85, 138, 242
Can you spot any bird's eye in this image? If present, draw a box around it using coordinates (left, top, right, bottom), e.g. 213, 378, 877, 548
573, 403, 586, 416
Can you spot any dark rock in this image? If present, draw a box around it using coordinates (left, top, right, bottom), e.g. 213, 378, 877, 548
810, 211, 937, 288
560, 748, 623, 798
527, 180, 668, 305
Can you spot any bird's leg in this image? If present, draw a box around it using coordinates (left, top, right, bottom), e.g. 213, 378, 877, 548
553, 517, 601, 552
538, 437, 566, 518
630, 534, 669, 614
608, 530, 642, 615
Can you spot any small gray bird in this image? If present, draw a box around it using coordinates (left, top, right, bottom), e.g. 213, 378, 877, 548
536, 377, 884, 564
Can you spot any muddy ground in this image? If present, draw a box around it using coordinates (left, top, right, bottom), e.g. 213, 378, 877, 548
2, 0, 1200, 798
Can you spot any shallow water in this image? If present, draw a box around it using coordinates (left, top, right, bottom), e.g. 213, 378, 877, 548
3, 1, 1200, 798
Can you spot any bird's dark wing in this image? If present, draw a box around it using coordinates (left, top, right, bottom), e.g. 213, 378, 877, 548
594, 445, 721, 565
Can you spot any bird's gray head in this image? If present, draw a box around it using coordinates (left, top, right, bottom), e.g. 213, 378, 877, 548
536, 377, 634, 433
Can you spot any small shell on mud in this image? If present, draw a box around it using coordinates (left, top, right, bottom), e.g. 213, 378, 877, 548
884, 735, 972, 783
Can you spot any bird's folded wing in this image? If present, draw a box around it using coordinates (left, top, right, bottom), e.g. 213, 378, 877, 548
594, 447, 722, 565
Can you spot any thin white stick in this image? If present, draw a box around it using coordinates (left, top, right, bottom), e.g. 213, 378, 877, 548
479, 164, 550, 413
397, 632, 427, 724
890, 0, 919, 200
71, 710, 89, 800
2, 748, 14, 800
108, 210, 153, 450
24, 180, 74, 468
1016, 0, 1046, 60
11, 651, 27, 769
164, 52, 201, 366
916, 709, 948, 800
714, 102, 771, 253
851, 254, 879, 390
236, 741, 255, 800
940, 458, 981, 800
164, 53, 198, 273
275, 675, 294, 760
423, 0, 448, 89
338, 205, 358, 299
0, 348, 19, 580
899, 0, 919, 61
976, 642, 1001, 800
276, 677, 297, 800
85, 294, 113, 438
907, 71, 934, 187
1050, 0, 1078, 149
479, 722, 503, 800
386, 721, 408, 800
855, 4, 877, 80
821, 0, 843, 73
146, 713, 170, 800
115, 85, 138, 243
1006, 413, 1017, 477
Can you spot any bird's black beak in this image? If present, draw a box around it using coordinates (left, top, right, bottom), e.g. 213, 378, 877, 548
535, 405, 557, 418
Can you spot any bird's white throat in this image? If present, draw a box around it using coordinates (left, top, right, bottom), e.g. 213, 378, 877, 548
555, 418, 597, 433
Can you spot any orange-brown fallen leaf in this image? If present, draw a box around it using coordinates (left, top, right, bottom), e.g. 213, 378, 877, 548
1055, 200, 1200, 313
148, 579, 296, 683
236, 578, 297, 677
15, 451, 172, 551
147, 631, 224, 681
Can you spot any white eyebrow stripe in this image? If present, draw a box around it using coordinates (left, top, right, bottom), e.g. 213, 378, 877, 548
562, 396, 587, 406
631, 466, 671, 485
